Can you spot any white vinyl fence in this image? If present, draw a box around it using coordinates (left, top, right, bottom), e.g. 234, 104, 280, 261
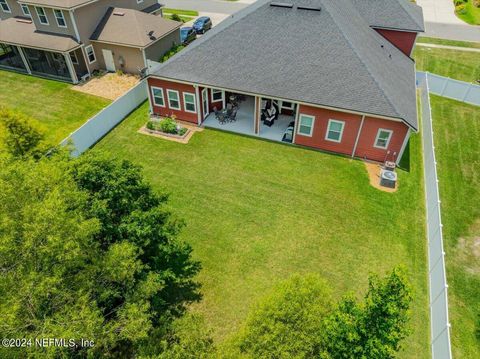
61, 80, 148, 156
417, 72, 452, 359
426, 72, 480, 106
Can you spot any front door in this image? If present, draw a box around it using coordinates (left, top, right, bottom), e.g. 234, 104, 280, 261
102, 49, 115, 72
202, 88, 208, 120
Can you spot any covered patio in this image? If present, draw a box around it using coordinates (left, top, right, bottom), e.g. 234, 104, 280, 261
203, 93, 296, 143
0, 17, 87, 83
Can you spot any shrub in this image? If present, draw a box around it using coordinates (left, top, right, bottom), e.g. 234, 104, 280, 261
146, 120, 157, 131
159, 118, 178, 134
455, 3, 467, 14
160, 44, 185, 63
178, 127, 187, 136
170, 13, 182, 22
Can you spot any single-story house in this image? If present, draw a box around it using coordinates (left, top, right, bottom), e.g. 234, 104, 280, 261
146, 0, 424, 164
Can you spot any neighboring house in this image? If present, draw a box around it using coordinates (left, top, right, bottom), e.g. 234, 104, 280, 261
0, 0, 181, 83
146, 0, 424, 164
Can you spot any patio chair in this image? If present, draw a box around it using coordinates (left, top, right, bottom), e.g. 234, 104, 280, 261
228, 107, 238, 122
214, 107, 227, 125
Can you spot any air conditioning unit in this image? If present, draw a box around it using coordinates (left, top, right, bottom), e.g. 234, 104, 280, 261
380, 169, 397, 189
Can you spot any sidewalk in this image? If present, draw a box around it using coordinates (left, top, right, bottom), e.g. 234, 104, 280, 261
416, 42, 480, 53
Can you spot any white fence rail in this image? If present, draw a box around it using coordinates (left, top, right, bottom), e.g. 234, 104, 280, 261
417, 72, 452, 359
426, 72, 480, 106
61, 80, 148, 156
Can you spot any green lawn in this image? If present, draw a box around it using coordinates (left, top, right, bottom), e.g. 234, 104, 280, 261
430, 95, 480, 358
163, 8, 199, 23
94, 102, 429, 358
0, 70, 110, 145
417, 36, 480, 49
413, 46, 480, 83
455, 0, 480, 25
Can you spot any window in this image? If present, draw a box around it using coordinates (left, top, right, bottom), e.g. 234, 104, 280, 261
325, 119, 345, 143
151, 87, 165, 107
0, 0, 11, 13
54, 9, 66, 28
297, 114, 315, 137
183, 92, 196, 113
167, 90, 180, 110
69, 52, 79, 65
21, 4, 31, 17
211, 89, 223, 102
35, 7, 48, 25
374, 129, 393, 149
85, 45, 96, 64
281, 101, 295, 110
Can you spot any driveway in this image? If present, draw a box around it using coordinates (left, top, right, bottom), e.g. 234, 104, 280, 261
416, 0, 480, 41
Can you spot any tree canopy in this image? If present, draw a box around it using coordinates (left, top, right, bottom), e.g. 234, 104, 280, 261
0, 152, 200, 357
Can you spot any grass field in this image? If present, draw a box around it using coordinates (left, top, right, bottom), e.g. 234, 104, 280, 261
430, 95, 480, 358
413, 46, 480, 83
94, 102, 429, 358
0, 70, 110, 145
455, 0, 480, 25
417, 37, 480, 49
163, 8, 199, 23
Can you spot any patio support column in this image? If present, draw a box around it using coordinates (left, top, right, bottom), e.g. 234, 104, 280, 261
17, 46, 31, 74
64, 51, 78, 84
195, 85, 201, 125
292, 104, 300, 144
254, 96, 261, 135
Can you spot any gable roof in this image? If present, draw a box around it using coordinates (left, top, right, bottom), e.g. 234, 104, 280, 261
151, 0, 419, 130
18, 0, 96, 10
351, 0, 424, 32
90, 8, 180, 49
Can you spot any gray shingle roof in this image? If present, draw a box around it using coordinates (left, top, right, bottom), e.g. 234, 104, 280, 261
151, 0, 420, 130
351, 0, 424, 32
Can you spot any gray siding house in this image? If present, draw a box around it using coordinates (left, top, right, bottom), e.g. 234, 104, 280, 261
0, 0, 181, 83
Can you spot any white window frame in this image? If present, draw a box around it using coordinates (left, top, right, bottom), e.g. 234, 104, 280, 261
35, 7, 49, 25
297, 114, 315, 137
0, 0, 11, 13
280, 101, 295, 111
167, 89, 181, 110
21, 4, 31, 17
183, 92, 197, 113
374, 128, 393, 149
211, 89, 223, 103
53, 9, 67, 28
85, 45, 96, 64
151, 86, 165, 108
325, 119, 345, 143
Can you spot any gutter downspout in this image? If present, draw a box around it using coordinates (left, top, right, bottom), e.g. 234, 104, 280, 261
352, 115, 365, 158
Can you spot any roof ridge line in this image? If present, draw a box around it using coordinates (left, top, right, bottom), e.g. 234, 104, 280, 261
322, 1, 404, 121
396, 0, 424, 29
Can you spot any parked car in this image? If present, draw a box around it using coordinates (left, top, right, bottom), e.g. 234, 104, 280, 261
193, 16, 212, 34
180, 27, 197, 45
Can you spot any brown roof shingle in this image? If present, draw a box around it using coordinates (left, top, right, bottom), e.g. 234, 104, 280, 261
90, 7, 180, 48
0, 17, 81, 52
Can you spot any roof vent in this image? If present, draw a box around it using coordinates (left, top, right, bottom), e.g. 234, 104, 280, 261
297, 5, 321, 12
113, 11, 125, 16
270, 2, 294, 8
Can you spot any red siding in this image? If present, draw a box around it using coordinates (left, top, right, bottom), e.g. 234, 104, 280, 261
295, 105, 363, 156
354, 117, 409, 162
148, 78, 198, 124
294, 105, 410, 162
374, 28, 417, 56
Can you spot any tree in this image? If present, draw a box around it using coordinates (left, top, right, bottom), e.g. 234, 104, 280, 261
236, 274, 333, 359
0, 153, 201, 357
0, 107, 46, 158
321, 266, 413, 358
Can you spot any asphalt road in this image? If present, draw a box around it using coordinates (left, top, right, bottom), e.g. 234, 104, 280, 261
423, 22, 480, 42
